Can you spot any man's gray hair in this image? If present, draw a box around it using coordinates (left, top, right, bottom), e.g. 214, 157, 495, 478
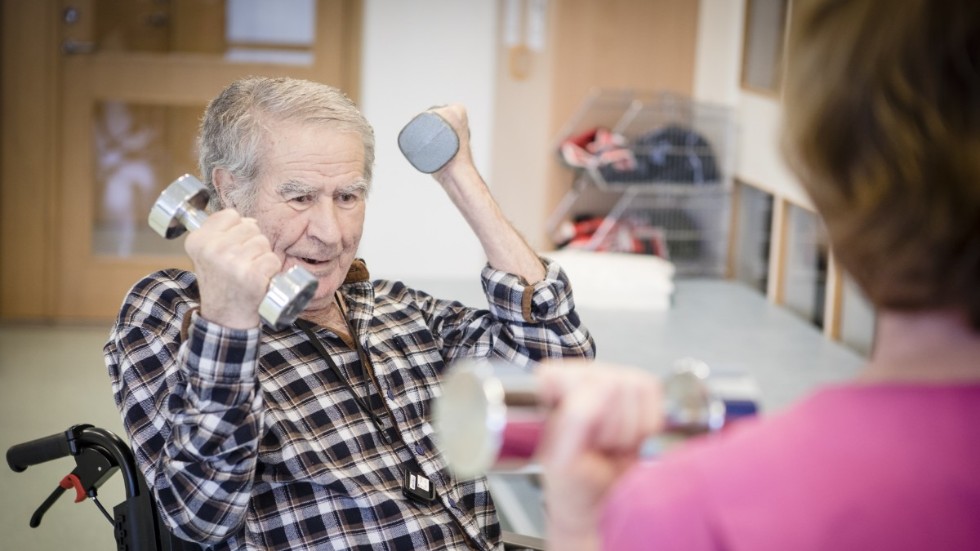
198, 76, 375, 213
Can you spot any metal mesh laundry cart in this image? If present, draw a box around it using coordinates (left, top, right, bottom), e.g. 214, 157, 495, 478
548, 89, 737, 277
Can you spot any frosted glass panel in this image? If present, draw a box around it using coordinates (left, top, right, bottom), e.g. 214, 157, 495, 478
89, 0, 316, 64
226, 0, 316, 64
733, 183, 772, 293
741, 0, 789, 93
783, 205, 828, 328
227, 0, 315, 45
840, 274, 876, 356
92, 101, 202, 257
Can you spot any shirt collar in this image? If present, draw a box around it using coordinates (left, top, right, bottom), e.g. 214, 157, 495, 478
344, 258, 370, 284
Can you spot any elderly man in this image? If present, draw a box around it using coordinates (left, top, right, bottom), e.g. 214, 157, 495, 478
104, 76, 595, 550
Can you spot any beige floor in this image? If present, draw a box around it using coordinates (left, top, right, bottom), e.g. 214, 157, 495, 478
1, 322, 126, 550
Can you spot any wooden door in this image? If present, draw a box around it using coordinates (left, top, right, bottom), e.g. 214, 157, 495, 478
49, 0, 361, 320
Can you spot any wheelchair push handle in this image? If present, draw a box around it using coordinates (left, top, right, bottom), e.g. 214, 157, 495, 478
7, 431, 73, 473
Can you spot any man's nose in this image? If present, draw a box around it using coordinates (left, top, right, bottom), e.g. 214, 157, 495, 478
305, 200, 343, 243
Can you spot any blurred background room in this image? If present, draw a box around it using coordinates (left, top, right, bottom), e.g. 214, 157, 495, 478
0, 0, 872, 548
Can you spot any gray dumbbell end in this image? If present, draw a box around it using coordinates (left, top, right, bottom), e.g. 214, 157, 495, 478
398, 111, 460, 173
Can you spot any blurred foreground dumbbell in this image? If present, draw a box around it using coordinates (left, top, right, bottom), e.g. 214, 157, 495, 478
433, 357, 753, 478
148, 174, 318, 330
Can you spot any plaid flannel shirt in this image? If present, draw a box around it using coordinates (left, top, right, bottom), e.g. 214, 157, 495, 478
104, 258, 594, 550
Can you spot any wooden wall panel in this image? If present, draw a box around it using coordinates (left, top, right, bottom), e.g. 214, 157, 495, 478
1, 0, 60, 319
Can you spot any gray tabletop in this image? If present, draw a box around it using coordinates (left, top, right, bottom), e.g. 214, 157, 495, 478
413, 276, 866, 413
581, 278, 866, 413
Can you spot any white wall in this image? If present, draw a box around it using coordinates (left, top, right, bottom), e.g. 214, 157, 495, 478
357, 0, 498, 282
693, 0, 743, 106
693, 0, 810, 208
736, 93, 810, 206
359, 0, 811, 283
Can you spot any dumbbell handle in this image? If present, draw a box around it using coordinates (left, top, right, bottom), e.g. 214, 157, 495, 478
149, 175, 318, 330
176, 204, 209, 233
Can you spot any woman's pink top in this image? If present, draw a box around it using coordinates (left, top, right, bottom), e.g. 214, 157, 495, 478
601, 384, 980, 550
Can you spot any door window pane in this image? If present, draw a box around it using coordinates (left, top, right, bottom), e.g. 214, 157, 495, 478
92, 101, 203, 257
741, 0, 789, 94
90, 0, 316, 64
226, 0, 316, 65
783, 204, 828, 328
840, 273, 876, 356
733, 182, 772, 293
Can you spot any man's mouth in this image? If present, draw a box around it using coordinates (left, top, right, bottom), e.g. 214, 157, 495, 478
298, 256, 328, 266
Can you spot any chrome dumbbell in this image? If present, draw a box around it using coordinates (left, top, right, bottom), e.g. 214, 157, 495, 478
433, 357, 729, 478
148, 174, 318, 330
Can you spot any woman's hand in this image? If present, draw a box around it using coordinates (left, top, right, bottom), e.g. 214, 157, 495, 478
535, 360, 664, 550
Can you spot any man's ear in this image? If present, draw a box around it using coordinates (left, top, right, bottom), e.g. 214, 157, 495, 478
212, 168, 234, 208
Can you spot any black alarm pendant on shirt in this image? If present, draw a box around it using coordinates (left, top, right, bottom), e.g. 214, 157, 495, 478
299, 321, 438, 505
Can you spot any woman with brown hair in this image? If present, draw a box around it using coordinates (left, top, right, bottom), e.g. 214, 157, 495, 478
538, 0, 980, 548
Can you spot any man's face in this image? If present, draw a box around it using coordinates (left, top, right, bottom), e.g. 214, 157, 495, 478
248, 119, 367, 314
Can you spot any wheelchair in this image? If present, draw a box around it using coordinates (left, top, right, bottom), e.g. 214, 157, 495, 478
6, 424, 201, 550
6, 425, 545, 550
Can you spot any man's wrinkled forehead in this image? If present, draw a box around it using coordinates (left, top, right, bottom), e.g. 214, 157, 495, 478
256, 119, 369, 179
